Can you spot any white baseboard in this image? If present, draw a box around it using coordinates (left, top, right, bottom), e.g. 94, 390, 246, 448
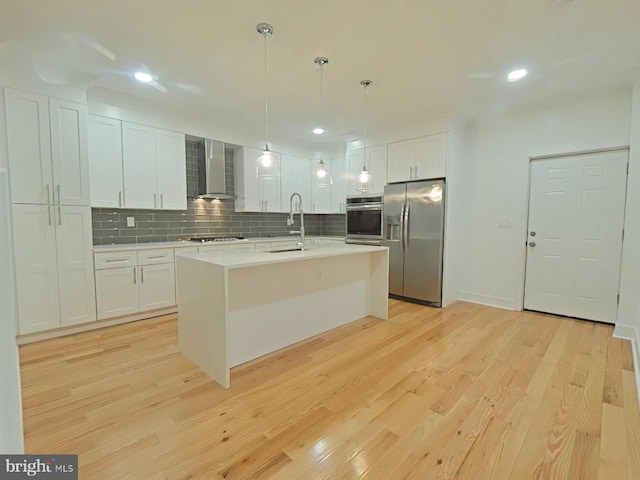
613, 324, 640, 407
16, 307, 177, 345
457, 291, 521, 311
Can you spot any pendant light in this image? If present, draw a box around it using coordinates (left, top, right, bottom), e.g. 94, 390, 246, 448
358, 80, 372, 192
313, 57, 331, 187
256, 23, 279, 179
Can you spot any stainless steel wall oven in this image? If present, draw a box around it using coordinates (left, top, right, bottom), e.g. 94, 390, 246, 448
345, 194, 383, 245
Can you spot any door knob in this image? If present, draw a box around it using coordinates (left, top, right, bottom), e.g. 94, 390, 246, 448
529, 241, 536, 247
530, 231, 536, 237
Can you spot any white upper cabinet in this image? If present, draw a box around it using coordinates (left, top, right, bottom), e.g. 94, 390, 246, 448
347, 149, 365, 194
414, 133, 447, 180
387, 133, 447, 183
88, 115, 124, 208
235, 146, 282, 212
122, 122, 187, 210
91, 119, 186, 210
330, 157, 346, 213
281, 155, 312, 213
387, 139, 415, 184
122, 122, 157, 209
5, 90, 52, 205
49, 99, 90, 206
367, 145, 388, 194
5, 89, 90, 206
156, 129, 187, 210
347, 145, 387, 194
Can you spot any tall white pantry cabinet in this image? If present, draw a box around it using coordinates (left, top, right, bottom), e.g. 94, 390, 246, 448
4, 88, 96, 335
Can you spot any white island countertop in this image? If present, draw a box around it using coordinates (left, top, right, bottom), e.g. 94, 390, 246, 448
177, 243, 389, 388
180, 243, 386, 269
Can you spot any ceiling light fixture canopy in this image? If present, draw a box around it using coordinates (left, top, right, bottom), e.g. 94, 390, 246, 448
256, 22, 279, 179
357, 80, 372, 192
313, 57, 332, 187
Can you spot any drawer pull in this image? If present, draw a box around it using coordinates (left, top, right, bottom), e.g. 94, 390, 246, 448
146, 255, 166, 260
105, 258, 129, 263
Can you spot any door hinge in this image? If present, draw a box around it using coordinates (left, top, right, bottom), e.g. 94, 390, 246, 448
617, 294, 620, 305
622, 229, 625, 241
627, 163, 630, 175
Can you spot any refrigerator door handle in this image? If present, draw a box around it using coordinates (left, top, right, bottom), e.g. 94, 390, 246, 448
403, 201, 410, 251
400, 201, 406, 251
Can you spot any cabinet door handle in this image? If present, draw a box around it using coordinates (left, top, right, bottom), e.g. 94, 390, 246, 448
154, 193, 157, 208
265, 200, 268, 211
57, 184, 61, 204
46, 184, 51, 204
160, 193, 164, 209
118, 191, 123, 207
47, 205, 52, 226
58, 205, 62, 225
133, 267, 137, 285
141, 266, 144, 284
415, 165, 418, 178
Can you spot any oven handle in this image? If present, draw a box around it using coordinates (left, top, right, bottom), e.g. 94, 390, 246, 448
346, 203, 383, 211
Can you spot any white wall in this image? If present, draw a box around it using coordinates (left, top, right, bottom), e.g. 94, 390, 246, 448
442, 119, 466, 307
615, 83, 640, 357
457, 90, 632, 309
0, 169, 24, 453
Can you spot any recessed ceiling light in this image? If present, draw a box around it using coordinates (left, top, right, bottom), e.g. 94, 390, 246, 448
507, 68, 528, 82
134, 71, 153, 83
313, 127, 325, 135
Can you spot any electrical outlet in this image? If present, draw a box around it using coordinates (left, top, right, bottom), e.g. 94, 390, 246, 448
127, 217, 135, 227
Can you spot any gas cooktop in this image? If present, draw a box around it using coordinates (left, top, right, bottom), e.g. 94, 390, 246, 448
189, 236, 247, 243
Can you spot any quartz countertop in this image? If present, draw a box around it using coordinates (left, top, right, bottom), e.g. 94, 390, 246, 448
177, 243, 386, 269
93, 236, 345, 252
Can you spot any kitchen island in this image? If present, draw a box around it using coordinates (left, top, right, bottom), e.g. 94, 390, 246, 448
176, 244, 388, 388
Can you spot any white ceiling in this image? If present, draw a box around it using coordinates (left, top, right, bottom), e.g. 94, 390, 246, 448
1, 0, 639, 151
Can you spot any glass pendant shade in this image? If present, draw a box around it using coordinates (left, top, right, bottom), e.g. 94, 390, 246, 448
313, 159, 332, 187
358, 165, 370, 192
256, 146, 279, 178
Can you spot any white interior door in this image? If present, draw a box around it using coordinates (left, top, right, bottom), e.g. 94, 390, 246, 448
524, 150, 628, 323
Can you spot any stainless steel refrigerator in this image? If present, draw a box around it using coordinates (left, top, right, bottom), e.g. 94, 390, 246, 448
383, 180, 445, 306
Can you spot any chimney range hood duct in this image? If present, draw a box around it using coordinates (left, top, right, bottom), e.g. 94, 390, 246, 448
196, 139, 237, 200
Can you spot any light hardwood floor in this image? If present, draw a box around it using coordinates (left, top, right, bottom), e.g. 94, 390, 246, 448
19, 300, 640, 479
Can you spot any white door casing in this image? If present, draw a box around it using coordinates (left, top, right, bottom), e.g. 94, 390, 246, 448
524, 150, 628, 323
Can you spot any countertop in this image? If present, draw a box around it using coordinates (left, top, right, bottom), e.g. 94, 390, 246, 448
93, 236, 345, 252
177, 243, 387, 269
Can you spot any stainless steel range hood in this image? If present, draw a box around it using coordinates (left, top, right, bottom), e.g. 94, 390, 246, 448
196, 139, 237, 200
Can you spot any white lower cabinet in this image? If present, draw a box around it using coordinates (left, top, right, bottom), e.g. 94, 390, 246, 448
94, 248, 175, 320
95, 267, 139, 319
12, 204, 96, 334
138, 263, 176, 312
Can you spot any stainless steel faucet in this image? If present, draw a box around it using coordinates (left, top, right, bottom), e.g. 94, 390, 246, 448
287, 192, 305, 250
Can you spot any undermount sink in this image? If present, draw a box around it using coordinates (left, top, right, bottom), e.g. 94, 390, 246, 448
265, 247, 305, 253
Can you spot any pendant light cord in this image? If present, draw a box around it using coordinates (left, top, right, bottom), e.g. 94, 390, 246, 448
362, 82, 368, 172
263, 32, 269, 147
320, 63, 324, 132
